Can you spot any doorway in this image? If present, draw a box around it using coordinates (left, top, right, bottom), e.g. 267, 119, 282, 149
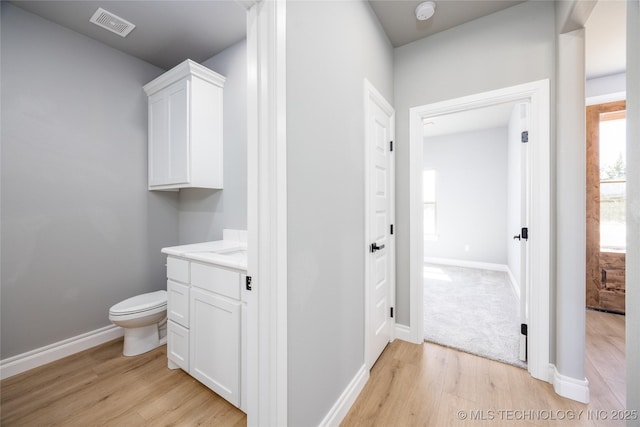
421, 101, 528, 368
408, 79, 551, 381
586, 101, 627, 314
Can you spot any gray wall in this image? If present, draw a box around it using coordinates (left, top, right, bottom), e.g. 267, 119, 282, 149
0, 3, 178, 359
423, 128, 508, 264
178, 40, 247, 244
286, 1, 393, 425
394, 1, 556, 327
626, 0, 640, 420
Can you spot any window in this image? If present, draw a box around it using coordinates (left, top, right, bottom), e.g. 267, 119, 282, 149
423, 170, 437, 238
599, 110, 626, 252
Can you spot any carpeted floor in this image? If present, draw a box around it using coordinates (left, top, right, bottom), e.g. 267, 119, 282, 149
423, 263, 527, 369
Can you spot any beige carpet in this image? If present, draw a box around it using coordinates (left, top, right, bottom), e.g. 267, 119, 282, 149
423, 263, 527, 369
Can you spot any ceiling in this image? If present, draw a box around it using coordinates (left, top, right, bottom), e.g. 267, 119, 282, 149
368, 0, 525, 47
9, 0, 626, 77
9, 1, 247, 70
422, 101, 518, 138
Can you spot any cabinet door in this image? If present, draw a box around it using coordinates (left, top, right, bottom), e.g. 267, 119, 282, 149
190, 288, 241, 407
167, 320, 189, 371
167, 280, 189, 328
148, 79, 190, 187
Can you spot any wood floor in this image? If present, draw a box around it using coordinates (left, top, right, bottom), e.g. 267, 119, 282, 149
342, 309, 626, 427
0, 340, 246, 426
1, 310, 624, 426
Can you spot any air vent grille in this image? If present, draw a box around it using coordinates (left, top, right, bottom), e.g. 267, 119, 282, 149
89, 8, 135, 38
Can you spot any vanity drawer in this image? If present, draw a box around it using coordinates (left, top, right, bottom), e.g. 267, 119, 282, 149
191, 262, 240, 300
167, 280, 190, 327
167, 257, 189, 283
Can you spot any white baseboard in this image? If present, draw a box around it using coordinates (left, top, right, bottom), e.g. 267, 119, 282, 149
395, 323, 419, 344
551, 364, 590, 403
506, 267, 520, 301
318, 364, 369, 427
424, 257, 508, 272
0, 325, 124, 380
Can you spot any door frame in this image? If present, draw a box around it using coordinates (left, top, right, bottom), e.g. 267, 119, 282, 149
408, 79, 551, 382
363, 79, 396, 370
245, 0, 288, 425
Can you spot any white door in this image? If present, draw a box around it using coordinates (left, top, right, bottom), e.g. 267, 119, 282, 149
365, 81, 394, 369
517, 102, 531, 362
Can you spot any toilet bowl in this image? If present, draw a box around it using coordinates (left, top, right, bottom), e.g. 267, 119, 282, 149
109, 290, 167, 356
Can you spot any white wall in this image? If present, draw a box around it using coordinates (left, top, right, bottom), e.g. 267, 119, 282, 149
394, 1, 556, 326
0, 3, 178, 359
286, 1, 393, 425
423, 128, 507, 264
178, 40, 247, 244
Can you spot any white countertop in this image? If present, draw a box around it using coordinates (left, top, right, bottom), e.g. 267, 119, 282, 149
161, 240, 247, 271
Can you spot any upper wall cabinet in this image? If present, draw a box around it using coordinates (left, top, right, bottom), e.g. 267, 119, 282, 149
143, 60, 225, 190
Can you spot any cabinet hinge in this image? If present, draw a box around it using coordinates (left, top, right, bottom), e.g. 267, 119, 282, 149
390, 307, 394, 318
390, 224, 394, 235
390, 140, 393, 152
246, 276, 253, 291
521, 131, 529, 143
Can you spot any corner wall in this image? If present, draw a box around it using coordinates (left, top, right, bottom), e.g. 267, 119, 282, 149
0, 3, 178, 359
178, 40, 248, 244
423, 128, 508, 264
626, 0, 640, 421
286, 1, 393, 425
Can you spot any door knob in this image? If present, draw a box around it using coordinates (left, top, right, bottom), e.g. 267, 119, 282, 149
513, 234, 521, 241
370, 242, 385, 253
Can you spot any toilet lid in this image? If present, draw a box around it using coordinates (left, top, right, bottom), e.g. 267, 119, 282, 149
109, 290, 167, 315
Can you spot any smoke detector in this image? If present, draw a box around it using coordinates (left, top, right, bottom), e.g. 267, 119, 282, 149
415, 1, 436, 21
90, 8, 136, 38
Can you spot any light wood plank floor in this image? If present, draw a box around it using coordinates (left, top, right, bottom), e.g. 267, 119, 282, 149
342, 309, 626, 427
0, 340, 246, 426
1, 310, 625, 426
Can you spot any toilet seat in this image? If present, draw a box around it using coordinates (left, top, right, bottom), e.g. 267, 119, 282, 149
109, 290, 167, 316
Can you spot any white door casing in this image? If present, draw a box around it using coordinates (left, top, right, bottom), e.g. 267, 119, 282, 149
408, 79, 550, 382
245, 0, 288, 425
364, 80, 395, 370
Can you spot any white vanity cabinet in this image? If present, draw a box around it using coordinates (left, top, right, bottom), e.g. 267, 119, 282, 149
143, 59, 225, 191
165, 255, 246, 411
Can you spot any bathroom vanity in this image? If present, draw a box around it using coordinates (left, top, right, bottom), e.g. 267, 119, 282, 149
161, 233, 247, 412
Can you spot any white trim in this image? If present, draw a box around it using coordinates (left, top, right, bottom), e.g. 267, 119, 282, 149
394, 324, 414, 343
506, 267, 520, 301
424, 257, 521, 300
551, 364, 590, 403
409, 79, 551, 381
424, 257, 509, 272
363, 79, 396, 370
318, 365, 369, 427
246, 1, 288, 425
0, 325, 123, 380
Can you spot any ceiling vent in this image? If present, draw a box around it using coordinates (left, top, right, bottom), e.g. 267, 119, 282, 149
89, 8, 135, 38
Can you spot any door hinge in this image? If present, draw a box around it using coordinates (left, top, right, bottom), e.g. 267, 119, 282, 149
389, 140, 393, 152
390, 307, 394, 318
521, 131, 529, 143
246, 276, 252, 291
521, 227, 528, 240
521, 323, 528, 336
390, 224, 394, 235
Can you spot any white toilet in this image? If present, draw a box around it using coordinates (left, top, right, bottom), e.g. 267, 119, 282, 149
109, 290, 168, 356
